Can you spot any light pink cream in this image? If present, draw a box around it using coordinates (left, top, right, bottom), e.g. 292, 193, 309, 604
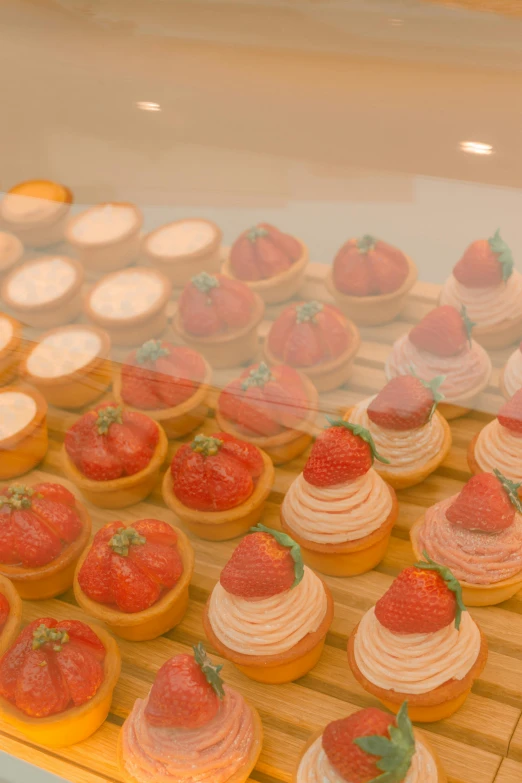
503, 347, 522, 398
474, 419, 522, 482
440, 271, 522, 328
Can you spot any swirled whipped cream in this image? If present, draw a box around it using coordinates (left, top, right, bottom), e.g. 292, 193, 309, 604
348, 397, 446, 475
503, 346, 522, 398
282, 470, 392, 544
440, 271, 522, 328
474, 419, 522, 482
385, 334, 491, 403
297, 734, 437, 783
416, 495, 522, 584
121, 686, 255, 783
208, 566, 327, 656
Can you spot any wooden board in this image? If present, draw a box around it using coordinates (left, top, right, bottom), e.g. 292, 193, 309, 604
0, 258, 520, 783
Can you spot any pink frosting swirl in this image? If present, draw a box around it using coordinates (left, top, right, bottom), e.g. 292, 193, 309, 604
474, 419, 522, 481
440, 271, 522, 327
282, 469, 392, 544
416, 495, 522, 584
503, 346, 522, 398
385, 334, 491, 403
120, 686, 255, 783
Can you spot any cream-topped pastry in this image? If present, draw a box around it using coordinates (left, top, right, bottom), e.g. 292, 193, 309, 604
0, 192, 64, 224
0, 180, 72, 248
26, 327, 103, 379
6, 256, 76, 306
502, 343, 522, 398
69, 203, 139, 245
0, 390, 37, 440
0, 232, 23, 275
89, 269, 165, 320
441, 271, 522, 328
147, 219, 217, 257
0, 317, 13, 353
471, 389, 522, 483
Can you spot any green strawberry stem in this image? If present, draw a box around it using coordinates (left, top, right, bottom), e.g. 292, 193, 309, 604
414, 551, 466, 630
250, 523, 304, 589
460, 305, 476, 348
247, 226, 269, 243
32, 624, 70, 653
488, 229, 514, 281
96, 405, 123, 435
193, 642, 225, 699
191, 433, 223, 456
356, 234, 377, 254
325, 416, 390, 464
191, 271, 220, 294
241, 362, 273, 391
493, 468, 522, 514
0, 485, 40, 510
354, 701, 415, 783
136, 339, 169, 365
408, 367, 446, 421
109, 528, 147, 556
296, 301, 323, 324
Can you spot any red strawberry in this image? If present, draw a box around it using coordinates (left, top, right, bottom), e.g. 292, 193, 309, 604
32, 483, 76, 507
498, 389, 522, 437
267, 301, 352, 367
178, 272, 256, 337
229, 224, 300, 281
446, 470, 521, 533
303, 419, 389, 488
322, 702, 415, 783
170, 432, 264, 512
333, 235, 410, 296
453, 230, 514, 288
220, 524, 303, 599
258, 223, 301, 260
107, 422, 152, 476
374, 555, 466, 634
145, 643, 224, 729
367, 375, 444, 431
0, 593, 9, 631
409, 305, 475, 357
122, 410, 160, 450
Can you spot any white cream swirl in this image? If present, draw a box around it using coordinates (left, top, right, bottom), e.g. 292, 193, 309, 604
503, 347, 522, 398
440, 271, 522, 328
354, 607, 481, 694
473, 419, 522, 482
208, 566, 327, 656
282, 470, 392, 544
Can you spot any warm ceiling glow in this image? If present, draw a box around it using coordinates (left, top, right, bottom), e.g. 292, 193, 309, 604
388, 18, 404, 27
136, 101, 161, 112
460, 140, 494, 156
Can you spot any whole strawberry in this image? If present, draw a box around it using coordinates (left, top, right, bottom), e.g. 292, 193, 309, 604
178, 272, 257, 337
220, 524, 303, 599
367, 375, 444, 431
0, 593, 9, 631
333, 235, 410, 297
374, 555, 466, 634
498, 389, 522, 437
145, 643, 224, 728
409, 305, 475, 357
446, 470, 522, 533
453, 230, 514, 288
230, 223, 301, 281
303, 419, 389, 488
322, 702, 415, 783
267, 301, 352, 367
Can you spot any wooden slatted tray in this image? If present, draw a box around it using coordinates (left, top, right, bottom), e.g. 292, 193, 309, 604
1, 259, 520, 783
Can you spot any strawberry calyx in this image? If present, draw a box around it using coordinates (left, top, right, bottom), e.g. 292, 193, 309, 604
356, 234, 377, 254
191, 271, 220, 295
488, 229, 514, 282
109, 527, 147, 556
193, 642, 225, 700
32, 623, 70, 653
247, 226, 269, 243
296, 301, 323, 324
191, 433, 223, 457
0, 485, 41, 510
461, 305, 476, 347
493, 468, 522, 514
96, 405, 123, 435
325, 416, 390, 464
408, 366, 446, 421
414, 551, 466, 630
240, 361, 273, 391
136, 339, 169, 365
251, 523, 304, 589
354, 702, 415, 783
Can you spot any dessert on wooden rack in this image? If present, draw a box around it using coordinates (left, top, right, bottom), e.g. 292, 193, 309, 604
216, 361, 318, 464
118, 643, 263, 783
0, 575, 22, 657
326, 234, 417, 325
172, 271, 264, 369
294, 702, 447, 783
66, 202, 143, 273
203, 524, 333, 683
440, 230, 522, 349
344, 375, 452, 489
143, 218, 223, 286
223, 222, 308, 304
74, 518, 194, 641
500, 340, 522, 399
281, 419, 397, 576
385, 304, 491, 419
162, 432, 274, 540
264, 300, 360, 392
0, 617, 120, 747
468, 389, 522, 482
0, 179, 73, 248
411, 471, 522, 606
0, 232, 23, 278
348, 558, 488, 721
62, 402, 168, 508
0, 313, 22, 386
0, 386, 48, 479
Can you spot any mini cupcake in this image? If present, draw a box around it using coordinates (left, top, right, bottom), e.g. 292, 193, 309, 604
440, 230, 522, 349
345, 375, 452, 489
119, 644, 263, 783
326, 235, 417, 325
264, 301, 360, 392
143, 218, 222, 286
501, 341, 522, 399
348, 558, 488, 722
295, 702, 446, 783
0, 575, 22, 656
224, 222, 308, 304
66, 202, 143, 273
0, 386, 48, 479
281, 419, 397, 576
216, 361, 318, 465
172, 272, 264, 369
385, 305, 491, 419
162, 432, 274, 541
468, 389, 522, 482
411, 471, 522, 606
203, 524, 334, 684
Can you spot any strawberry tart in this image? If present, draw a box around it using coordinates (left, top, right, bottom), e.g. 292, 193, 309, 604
119, 644, 262, 783
348, 558, 488, 722
0, 179, 73, 248
468, 390, 522, 483
0, 575, 22, 657
162, 432, 274, 541
66, 202, 143, 273
75, 519, 194, 641
63, 403, 168, 508
143, 218, 223, 286
203, 524, 333, 684
345, 375, 452, 489
327, 235, 417, 325
0, 313, 22, 386
385, 305, 491, 419
172, 272, 264, 369
411, 471, 522, 606
0, 617, 120, 747
0, 386, 48, 479
224, 222, 308, 304
264, 301, 360, 392
440, 230, 522, 349
295, 702, 446, 783
113, 340, 212, 439
0, 232, 23, 278
281, 419, 397, 576
216, 361, 318, 464
501, 342, 522, 399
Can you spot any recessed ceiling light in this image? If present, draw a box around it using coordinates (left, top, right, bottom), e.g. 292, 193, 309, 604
460, 140, 493, 156
136, 101, 161, 112
388, 18, 404, 27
